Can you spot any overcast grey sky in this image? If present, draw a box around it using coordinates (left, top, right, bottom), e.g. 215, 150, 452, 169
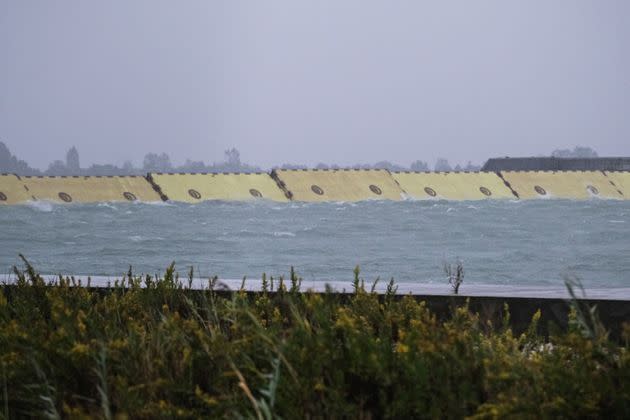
1, 1, 629, 169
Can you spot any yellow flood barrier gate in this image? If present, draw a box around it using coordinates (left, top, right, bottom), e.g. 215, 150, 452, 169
0, 174, 32, 204
603, 172, 630, 199
148, 172, 289, 202
391, 171, 515, 200
20, 176, 162, 203
498, 171, 623, 199
272, 169, 404, 202
3, 170, 629, 204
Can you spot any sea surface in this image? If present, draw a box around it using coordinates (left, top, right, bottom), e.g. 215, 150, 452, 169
1, 199, 629, 292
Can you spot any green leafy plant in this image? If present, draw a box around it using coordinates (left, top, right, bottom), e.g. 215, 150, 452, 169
0, 258, 628, 418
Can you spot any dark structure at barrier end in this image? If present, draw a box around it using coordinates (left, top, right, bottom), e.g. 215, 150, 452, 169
483, 157, 630, 172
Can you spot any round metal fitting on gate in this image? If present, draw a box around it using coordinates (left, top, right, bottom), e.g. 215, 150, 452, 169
0, 192, 6, 201
188, 189, 202, 200
249, 188, 262, 198
58, 192, 73, 203
369, 184, 382, 195
311, 185, 324, 195
534, 185, 546, 196
123, 192, 137, 201
424, 187, 437, 197
479, 186, 492, 196
586, 185, 599, 195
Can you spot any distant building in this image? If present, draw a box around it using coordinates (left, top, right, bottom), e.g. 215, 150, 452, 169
481, 157, 630, 172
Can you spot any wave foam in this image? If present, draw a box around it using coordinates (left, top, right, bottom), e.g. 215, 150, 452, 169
272, 231, 296, 237
25, 200, 54, 213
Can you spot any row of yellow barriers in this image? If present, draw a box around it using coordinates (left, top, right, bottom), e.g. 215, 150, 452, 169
1, 170, 628, 204
0, 175, 162, 204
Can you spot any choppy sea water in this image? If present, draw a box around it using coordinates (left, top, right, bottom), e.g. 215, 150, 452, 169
1, 199, 629, 294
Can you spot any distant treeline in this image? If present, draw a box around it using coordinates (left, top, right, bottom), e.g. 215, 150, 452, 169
0, 144, 261, 176
0, 141, 598, 176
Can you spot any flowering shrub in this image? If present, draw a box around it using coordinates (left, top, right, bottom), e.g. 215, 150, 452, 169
0, 260, 628, 418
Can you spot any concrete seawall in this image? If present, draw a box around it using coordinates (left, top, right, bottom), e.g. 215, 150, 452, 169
4, 276, 628, 340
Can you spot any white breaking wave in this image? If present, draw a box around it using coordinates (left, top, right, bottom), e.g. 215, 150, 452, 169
272, 231, 296, 237
25, 200, 54, 212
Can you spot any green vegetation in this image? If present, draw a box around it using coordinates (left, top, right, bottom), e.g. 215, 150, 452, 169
1, 259, 629, 418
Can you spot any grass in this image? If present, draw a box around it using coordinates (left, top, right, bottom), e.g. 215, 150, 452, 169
0, 257, 629, 418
